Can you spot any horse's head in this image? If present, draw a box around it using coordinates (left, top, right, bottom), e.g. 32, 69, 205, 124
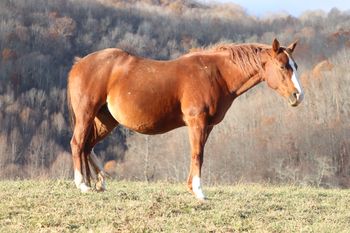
262, 38, 304, 107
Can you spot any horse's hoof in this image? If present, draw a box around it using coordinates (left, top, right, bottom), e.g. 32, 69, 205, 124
95, 181, 106, 192
195, 193, 206, 201
188, 186, 206, 201
79, 183, 92, 193
196, 196, 207, 202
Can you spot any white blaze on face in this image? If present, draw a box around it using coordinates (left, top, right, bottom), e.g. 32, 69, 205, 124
284, 51, 304, 102
192, 176, 205, 200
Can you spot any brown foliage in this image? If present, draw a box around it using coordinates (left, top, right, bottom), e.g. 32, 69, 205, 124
311, 60, 334, 78
104, 160, 117, 177
2, 48, 17, 61
0, 0, 349, 188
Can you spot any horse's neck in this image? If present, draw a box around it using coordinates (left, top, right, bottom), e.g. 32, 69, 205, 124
235, 73, 262, 96
215, 53, 263, 97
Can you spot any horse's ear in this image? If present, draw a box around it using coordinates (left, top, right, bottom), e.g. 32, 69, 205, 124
287, 40, 298, 53
272, 38, 280, 53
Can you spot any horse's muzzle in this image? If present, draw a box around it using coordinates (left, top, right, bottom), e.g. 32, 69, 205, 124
288, 91, 300, 107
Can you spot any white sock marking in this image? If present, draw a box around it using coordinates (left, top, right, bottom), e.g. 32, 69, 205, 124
285, 51, 304, 102
192, 176, 205, 200
74, 169, 91, 192
74, 169, 83, 188
79, 183, 91, 193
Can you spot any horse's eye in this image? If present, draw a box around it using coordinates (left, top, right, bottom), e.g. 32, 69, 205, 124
280, 65, 286, 70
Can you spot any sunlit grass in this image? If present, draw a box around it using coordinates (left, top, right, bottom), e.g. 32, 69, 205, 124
0, 180, 349, 232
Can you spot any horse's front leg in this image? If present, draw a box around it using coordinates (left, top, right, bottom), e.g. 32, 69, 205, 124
185, 112, 212, 200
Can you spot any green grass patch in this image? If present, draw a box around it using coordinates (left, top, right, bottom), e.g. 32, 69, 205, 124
0, 180, 349, 232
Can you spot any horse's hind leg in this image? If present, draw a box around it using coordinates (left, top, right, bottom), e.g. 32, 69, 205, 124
70, 112, 95, 192
84, 105, 119, 191
89, 150, 108, 191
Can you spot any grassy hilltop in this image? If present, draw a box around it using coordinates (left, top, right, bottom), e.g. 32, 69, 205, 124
1, 180, 349, 232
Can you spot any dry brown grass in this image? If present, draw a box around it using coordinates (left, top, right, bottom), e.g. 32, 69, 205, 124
1, 180, 350, 232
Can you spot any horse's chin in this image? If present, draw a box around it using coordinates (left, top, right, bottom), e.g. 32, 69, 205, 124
288, 98, 300, 107
287, 96, 299, 107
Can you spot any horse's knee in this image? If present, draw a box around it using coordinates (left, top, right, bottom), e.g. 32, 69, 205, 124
70, 137, 77, 152
70, 135, 85, 156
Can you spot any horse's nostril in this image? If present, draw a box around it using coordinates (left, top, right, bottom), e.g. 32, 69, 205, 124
293, 91, 298, 99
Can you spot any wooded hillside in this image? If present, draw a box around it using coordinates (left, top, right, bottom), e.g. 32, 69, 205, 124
0, 0, 349, 187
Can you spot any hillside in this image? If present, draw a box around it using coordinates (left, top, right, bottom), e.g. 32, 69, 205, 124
0, 0, 349, 187
0, 180, 350, 232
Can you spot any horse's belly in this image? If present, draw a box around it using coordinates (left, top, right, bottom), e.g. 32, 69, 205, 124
107, 96, 184, 134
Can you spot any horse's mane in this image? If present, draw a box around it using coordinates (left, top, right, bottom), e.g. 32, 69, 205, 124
193, 43, 270, 76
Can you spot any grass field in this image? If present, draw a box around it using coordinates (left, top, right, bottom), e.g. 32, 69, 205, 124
0, 180, 349, 232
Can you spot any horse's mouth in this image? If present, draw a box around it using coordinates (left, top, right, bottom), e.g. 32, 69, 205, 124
288, 96, 299, 107
287, 90, 303, 107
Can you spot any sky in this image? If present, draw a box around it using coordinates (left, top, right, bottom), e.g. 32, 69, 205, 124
202, 0, 350, 17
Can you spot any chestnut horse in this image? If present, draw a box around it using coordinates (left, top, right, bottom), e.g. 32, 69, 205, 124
67, 38, 303, 200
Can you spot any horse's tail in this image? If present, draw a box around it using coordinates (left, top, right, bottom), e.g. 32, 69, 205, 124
67, 56, 83, 132
67, 57, 84, 133
67, 76, 75, 132
74, 56, 82, 64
